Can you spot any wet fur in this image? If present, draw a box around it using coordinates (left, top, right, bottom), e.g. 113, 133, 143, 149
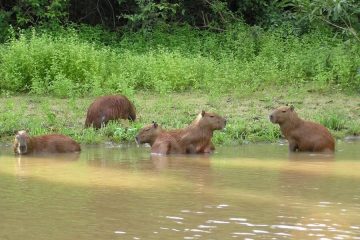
135, 111, 225, 155
179, 111, 226, 154
14, 132, 81, 155
269, 106, 335, 152
85, 95, 136, 129
135, 124, 183, 155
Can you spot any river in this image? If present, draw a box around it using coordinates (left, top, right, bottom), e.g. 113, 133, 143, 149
0, 141, 359, 240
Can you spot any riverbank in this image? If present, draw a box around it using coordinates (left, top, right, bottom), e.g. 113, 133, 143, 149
0, 87, 359, 145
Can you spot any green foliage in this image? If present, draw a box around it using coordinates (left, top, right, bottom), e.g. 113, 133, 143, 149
0, 25, 359, 96
3, 0, 69, 31
122, 0, 179, 31
0, 0, 358, 43
316, 111, 347, 131
0, 93, 359, 145
295, 0, 360, 41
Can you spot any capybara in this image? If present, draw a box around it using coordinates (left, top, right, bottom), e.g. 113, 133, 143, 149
135, 121, 164, 146
85, 95, 136, 129
269, 105, 335, 152
135, 111, 222, 155
135, 122, 184, 155
179, 111, 226, 153
13, 130, 81, 155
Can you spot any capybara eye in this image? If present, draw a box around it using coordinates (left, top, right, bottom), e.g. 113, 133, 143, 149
210, 115, 215, 118
282, 110, 286, 113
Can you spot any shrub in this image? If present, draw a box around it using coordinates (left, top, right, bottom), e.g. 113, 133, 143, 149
0, 25, 359, 96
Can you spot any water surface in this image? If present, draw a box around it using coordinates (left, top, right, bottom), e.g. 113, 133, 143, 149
0, 142, 360, 240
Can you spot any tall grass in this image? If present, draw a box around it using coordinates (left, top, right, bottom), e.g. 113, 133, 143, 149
0, 24, 359, 97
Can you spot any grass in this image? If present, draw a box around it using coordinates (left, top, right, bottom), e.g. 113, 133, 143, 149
0, 87, 359, 145
0, 26, 358, 146
0, 25, 359, 97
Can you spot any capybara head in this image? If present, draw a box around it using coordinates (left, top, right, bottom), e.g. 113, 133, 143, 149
135, 122, 162, 145
13, 130, 30, 155
269, 105, 298, 124
196, 110, 227, 130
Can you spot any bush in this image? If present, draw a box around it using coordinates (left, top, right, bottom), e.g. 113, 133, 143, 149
0, 25, 359, 96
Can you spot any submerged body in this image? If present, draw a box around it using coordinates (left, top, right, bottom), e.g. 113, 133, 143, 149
269, 106, 335, 152
179, 111, 226, 153
135, 122, 183, 155
13, 130, 81, 155
135, 111, 226, 155
85, 95, 136, 129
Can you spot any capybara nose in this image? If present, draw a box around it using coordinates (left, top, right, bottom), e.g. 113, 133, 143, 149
19, 145, 26, 153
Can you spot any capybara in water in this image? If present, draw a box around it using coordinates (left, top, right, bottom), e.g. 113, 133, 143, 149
269, 105, 335, 152
85, 95, 136, 129
135, 122, 184, 155
179, 111, 226, 153
135, 110, 223, 155
13, 130, 81, 155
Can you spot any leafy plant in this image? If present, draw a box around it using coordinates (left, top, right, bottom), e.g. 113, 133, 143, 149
296, 0, 360, 41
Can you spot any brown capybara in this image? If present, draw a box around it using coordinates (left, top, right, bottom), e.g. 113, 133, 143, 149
179, 111, 226, 153
13, 130, 81, 155
135, 122, 184, 155
85, 95, 136, 129
187, 112, 216, 153
135, 111, 221, 155
269, 105, 335, 152
135, 121, 164, 146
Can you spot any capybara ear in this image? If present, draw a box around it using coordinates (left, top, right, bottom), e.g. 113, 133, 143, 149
285, 103, 289, 106
290, 105, 295, 111
152, 121, 158, 128
201, 110, 206, 117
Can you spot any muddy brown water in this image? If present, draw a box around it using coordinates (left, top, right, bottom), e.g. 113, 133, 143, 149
0, 141, 360, 240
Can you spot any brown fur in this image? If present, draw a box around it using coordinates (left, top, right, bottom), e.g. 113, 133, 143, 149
13, 130, 81, 155
269, 106, 335, 152
135, 123, 183, 155
179, 111, 226, 153
85, 95, 136, 129
135, 111, 224, 155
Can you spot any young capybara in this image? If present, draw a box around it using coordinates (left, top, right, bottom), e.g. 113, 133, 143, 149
13, 130, 81, 155
179, 111, 226, 153
135, 122, 184, 155
269, 105, 335, 152
85, 95, 136, 129
135, 111, 223, 155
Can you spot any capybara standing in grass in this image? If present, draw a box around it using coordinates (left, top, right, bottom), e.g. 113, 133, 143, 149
269, 105, 335, 152
85, 95, 136, 129
13, 130, 81, 155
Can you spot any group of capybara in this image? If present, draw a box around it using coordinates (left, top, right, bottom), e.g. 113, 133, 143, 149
13, 94, 335, 156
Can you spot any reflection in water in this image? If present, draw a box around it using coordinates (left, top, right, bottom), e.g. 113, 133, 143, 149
0, 142, 359, 240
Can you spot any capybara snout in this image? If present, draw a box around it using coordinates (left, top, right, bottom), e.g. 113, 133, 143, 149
135, 122, 161, 145
14, 131, 29, 155
269, 114, 274, 122
200, 111, 227, 130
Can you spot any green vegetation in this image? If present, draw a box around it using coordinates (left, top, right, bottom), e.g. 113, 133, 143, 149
0, 90, 359, 145
0, 25, 359, 96
0, 0, 359, 145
